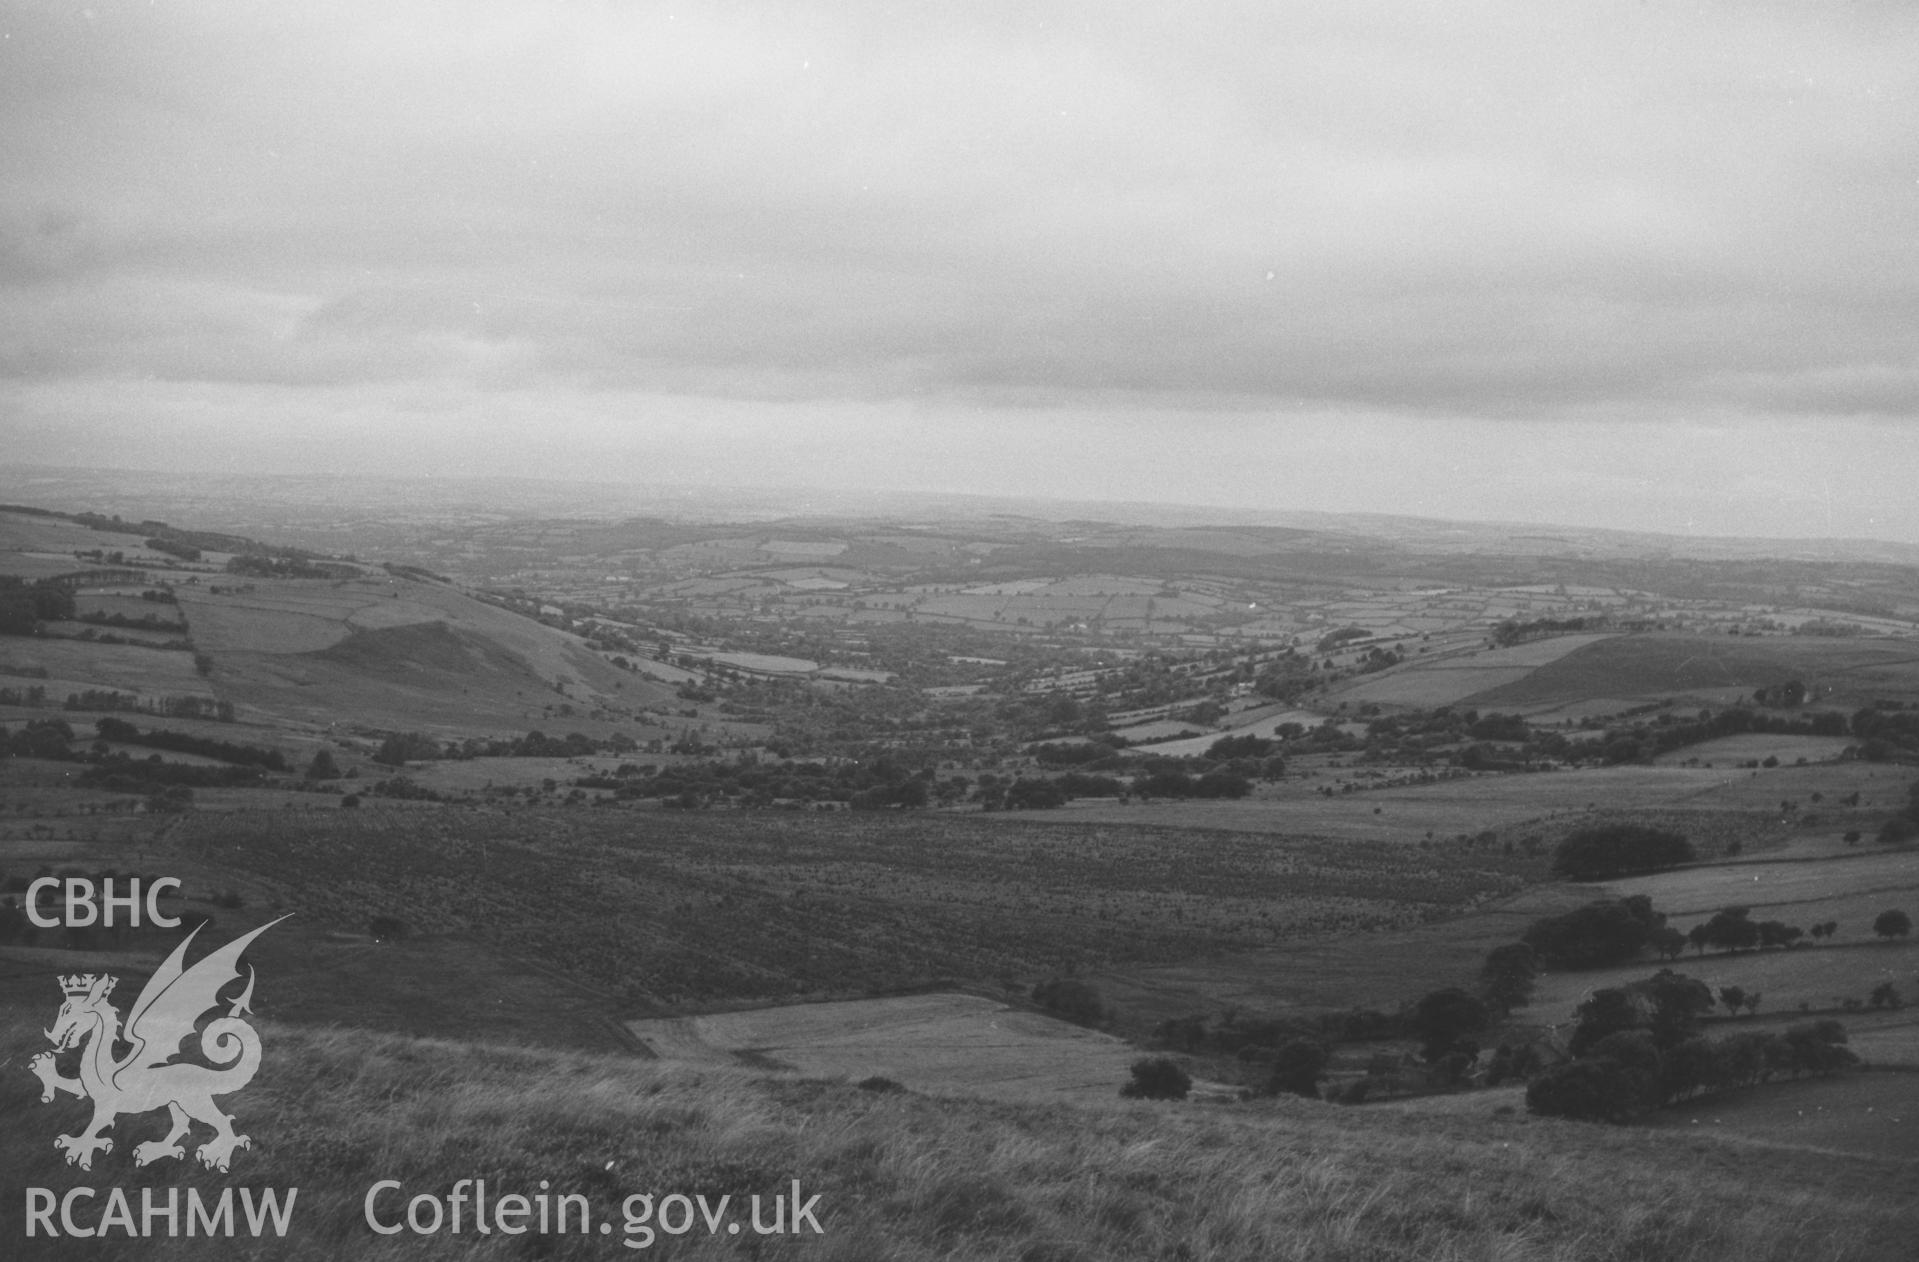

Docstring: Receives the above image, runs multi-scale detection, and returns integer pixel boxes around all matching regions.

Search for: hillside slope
[0,505,682,738]
[3,1018,1910,1261]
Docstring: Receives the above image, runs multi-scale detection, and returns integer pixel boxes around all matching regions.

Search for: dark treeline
[92,717,286,771]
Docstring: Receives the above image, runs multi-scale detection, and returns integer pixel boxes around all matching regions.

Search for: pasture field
[1091,884,1592,1034]
[1606,848,1919,917]
[396,754,645,795]
[1529,941,1919,1054]
[1126,708,1325,757]
[1467,633,1919,710]
[169,806,1541,1010]
[629,992,1155,1103]
[71,593,186,619]
[177,591,357,653]
[0,637,214,698]
[40,621,183,648]
[0,552,104,580]
[700,650,818,673]
[1328,633,1614,708]
[1651,732,1857,766]
[1013,762,1824,847]
[0,510,113,554]
[1503,848,1919,1067]
[1109,718,1206,743]
[1638,1072,1919,1160]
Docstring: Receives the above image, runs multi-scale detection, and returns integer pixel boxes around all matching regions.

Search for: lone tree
[1412,987,1490,1062]
[1480,942,1538,1012]
[1552,825,1695,881]
[305,749,341,781]
[1872,908,1912,941]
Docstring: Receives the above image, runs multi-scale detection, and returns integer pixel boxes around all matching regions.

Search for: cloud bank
[3,1,1916,536]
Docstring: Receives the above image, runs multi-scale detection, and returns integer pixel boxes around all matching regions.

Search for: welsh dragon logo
[29,915,288,1172]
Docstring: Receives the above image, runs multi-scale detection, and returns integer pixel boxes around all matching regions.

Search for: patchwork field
[629,993,1157,1102]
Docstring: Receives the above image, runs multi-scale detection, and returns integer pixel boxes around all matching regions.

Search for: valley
[3,483,1918,1258]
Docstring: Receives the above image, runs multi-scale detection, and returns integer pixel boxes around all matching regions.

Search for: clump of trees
[1527,968,1855,1123]
[1120,1056,1191,1100]
[1480,942,1538,1012]
[1684,906,1805,954]
[1522,896,1666,969]
[1551,824,1695,881]
[0,579,75,636]
[1873,908,1912,940]
[1410,987,1490,1074]
[1267,1040,1330,1098]
[1132,768,1253,800]
[1872,780,1919,845]
[1032,978,1105,1027]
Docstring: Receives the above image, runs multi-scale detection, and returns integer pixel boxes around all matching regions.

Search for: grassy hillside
[5,1018,1915,1261]
[173,807,1541,1011]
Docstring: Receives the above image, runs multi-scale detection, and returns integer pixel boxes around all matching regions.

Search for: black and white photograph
[3,2,1917,1257]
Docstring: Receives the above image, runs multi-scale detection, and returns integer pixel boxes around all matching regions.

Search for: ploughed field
[174,806,1542,1009]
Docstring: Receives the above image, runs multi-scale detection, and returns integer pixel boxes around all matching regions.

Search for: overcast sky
[3,1,1917,539]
